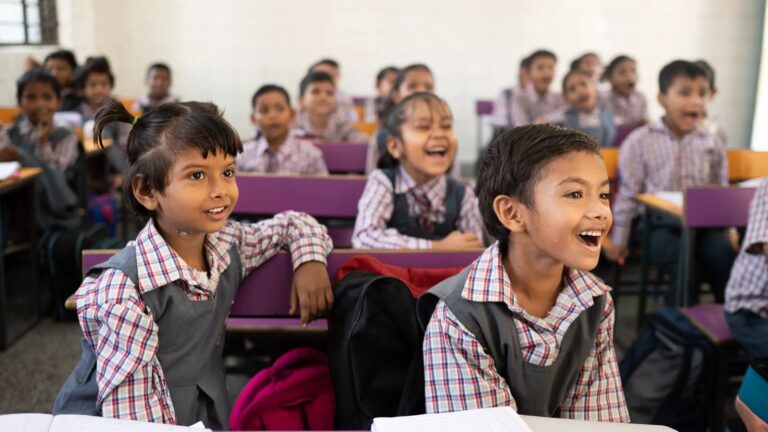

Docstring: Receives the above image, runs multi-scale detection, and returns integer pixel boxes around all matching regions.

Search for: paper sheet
[371,407,533,432]
[0,161,21,180]
[651,191,683,207]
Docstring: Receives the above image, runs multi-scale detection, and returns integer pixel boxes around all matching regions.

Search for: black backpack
[327,271,426,430]
[619,307,712,432]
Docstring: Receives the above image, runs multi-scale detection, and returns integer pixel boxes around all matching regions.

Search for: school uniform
[489,86,521,128]
[236,130,328,175]
[336,89,359,122]
[351,165,483,249]
[132,94,180,115]
[509,86,565,127]
[420,242,629,421]
[294,110,369,144]
[547,104,617,147]
[77,101,132,173]
[725,178,768,357]
[53,214,332,428]
[603,90,648,126]
[702,116,729,148]
[611,119,734,302]
[60,87,83,112]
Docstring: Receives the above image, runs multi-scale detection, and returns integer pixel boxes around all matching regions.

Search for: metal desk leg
[637,211,651,331]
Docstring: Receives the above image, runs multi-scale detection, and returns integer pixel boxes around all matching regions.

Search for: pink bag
[229,347,335,431]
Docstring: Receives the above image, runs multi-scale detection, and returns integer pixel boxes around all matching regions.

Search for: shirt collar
[394,165,447,208]
[17,117,34,135]
[253,130,302,158]
[649,117,708,139]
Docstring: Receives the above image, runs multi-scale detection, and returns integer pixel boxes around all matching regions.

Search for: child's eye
[223,169,235,178]
[600,192,611,200]
[189,171,205,180]
[566,191,583,199]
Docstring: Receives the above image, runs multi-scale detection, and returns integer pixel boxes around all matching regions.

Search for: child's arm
[744,179,768,257]
[606,134,645,261]
[559,294,630,422]
[455,185,485,247]
[712,133,729,185]
[76,269,175,424]
[308,146,329,176]
[509,93,533,127]
[423,302,516,413]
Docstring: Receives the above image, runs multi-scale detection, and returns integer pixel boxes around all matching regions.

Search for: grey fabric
[418,266,606,416]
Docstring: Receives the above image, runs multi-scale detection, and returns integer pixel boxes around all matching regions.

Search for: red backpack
[229,347,335,431]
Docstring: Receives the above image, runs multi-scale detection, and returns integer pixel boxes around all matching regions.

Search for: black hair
[476,124,601,248]
[44,49,77,70]
[570,52,599,72]
[694,60,716,92]
[658,60,708,94]
[377,92,450,169]
[75,56,115,90]
[251,84,291,108]
[146,62,172,79]
[299,71,335,97]
[92,99,243,220]
[601,55,635,82]
[520,56,532,69]
[16,68,61,104]
[376,66,399,86]
[525,50,557,69]
[309,58,340,74]
[378,64,433,124]
[561,69,591,95]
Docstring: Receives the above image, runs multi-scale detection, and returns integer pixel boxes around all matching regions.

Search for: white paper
[53,111,83,131]
[50,414,211,432]
[738,176,766,187]
[0,413,53,432]
[651,191,683,208]
[371,407,532,432]
[0,161,21,180]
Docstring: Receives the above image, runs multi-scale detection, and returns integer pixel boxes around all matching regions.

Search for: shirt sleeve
[37,129,79,171]
[351,170,432,249]
[510,93,532,127]
[489,90,511,128]
[308,146,329,176]
[712,134,728,185]
[231,211,333,276]
[423,301,517,413]
[744,179,768,254]
[559,293,630,422]
[456,184,485,243]
[76,269,175,424]
[610,131,645,246]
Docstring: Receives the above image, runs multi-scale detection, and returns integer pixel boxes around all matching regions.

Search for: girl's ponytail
[93,98,135,150]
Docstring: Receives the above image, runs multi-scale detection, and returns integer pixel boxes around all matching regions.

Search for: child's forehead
[23,81,57,95]
[172,146,236,167]
[256,91,289,106]
[667,74,708,89]
[308,80,334,90]
[406,99,451,119]
[535,151,607,186]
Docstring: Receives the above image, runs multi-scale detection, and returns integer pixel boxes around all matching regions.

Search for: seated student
[294,71,369,144]
[352,93,483,250]
[53,99,334,428]
[133,63,180,115]
[375,66,399,122]
[489,56,531,130]
[43,49,82,111]
[570,51,604,82]
[604,60,735,303]
[421,124,629,421]
[695,60,728,147]
[724,178,768,358]
[602,55,649,126]
[309,58,357,122]
[545,70,616,147]
[510,49,565,126]
[237,84,328,175]
[0,69,80,230]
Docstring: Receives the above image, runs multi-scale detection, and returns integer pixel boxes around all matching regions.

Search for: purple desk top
[476,100,494,116]
[681,303,733,345]
[315,142,367,174]
[685,187,756,228]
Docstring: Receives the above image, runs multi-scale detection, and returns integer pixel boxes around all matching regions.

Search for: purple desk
[351,96,368,107]
[681,304,732,345]
[611,122,642,148]
[475,100,494,116]
[315,142,367,174]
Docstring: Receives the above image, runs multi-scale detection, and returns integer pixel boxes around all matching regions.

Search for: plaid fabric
[75,214,332,423]
[0,117,78,171]
[726,178,768,317]
[236,131,329,175]
[423,243,629,421]
[611,119,728,246]
[509,86,565,127]
[603,90,648,126]
[351,166,483,249]
[294,109,368,144]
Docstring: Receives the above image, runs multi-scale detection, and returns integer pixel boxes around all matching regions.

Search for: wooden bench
[728,149,768,182]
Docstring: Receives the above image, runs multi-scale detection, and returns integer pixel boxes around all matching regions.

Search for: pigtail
[93,97,134,150]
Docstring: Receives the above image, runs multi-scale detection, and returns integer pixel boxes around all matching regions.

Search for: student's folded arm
[423,302,516,414]
[235,212,333,276]
[610,136,644,247]
[36,132,78,171]
[744,179,768,255]
[457,185,485,243]
[76,269,175,424]
[350,170,431,249]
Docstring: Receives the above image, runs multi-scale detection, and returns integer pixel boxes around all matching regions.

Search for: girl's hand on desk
[290,261,333,326]
[433,231,484,250]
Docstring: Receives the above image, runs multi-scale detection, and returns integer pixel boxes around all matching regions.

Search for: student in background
[0,69,79,230]
[510,49,565,126]
[309,58,357,122]
[133,63,179,115]
[545,70,616,147]
[294,71,368,144]
[375,66,399,122]
[237,84,328,175]
[570,52,603,82]
[352,93,483,250]
[604,60,734,304]
[489,56,532,130]
[421,125,628,421]
[43,49,82,111]
[53,99,333,428]
[602,55,649,126]
[695,59,728,147]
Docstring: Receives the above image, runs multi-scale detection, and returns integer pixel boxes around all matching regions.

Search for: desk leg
[637,211,651,331]
[678,227,695,307]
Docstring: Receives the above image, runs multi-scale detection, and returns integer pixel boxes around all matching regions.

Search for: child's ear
[287,106,296,122]
[385,136,403,160]
[132,175,160,212]
[657,92,668,111]
[250,111,257,126]
[493,195,527,234]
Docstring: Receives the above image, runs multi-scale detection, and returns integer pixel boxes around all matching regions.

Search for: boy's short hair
[299,71,335,97]
[16,69,61,104]
[146,62,172,79]
[526,49,557,69]
[376,66,399,85]
[658,60,708,94]
[520,56,532,70]
[75,56,115,89]
[309,58,339,74]
[476,124,600,245]
[251,84,291,108]
[44,49,77,70]
[694,60,716,92]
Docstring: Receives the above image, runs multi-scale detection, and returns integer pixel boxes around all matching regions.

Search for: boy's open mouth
[682,111,700,121]
[577,230,602,247]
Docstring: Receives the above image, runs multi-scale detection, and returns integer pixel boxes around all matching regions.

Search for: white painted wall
[1,0,765,160]
[751,2,768,151]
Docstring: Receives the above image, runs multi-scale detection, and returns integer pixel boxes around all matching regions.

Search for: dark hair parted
[251,84,291,108]
[476,124,601,246]
[75,56,115,90]
[92,99,243,219]
[16,69,61,104]
[377,92,450,169]
[146,62,172,79]
[525,49,557,69]
[377,64,433,125]
[601,55,634,82]
[299,71,335,97]
[376,66,399,85]
[44,49,78,70]
[658,60,708,94]
[694,60,716,92]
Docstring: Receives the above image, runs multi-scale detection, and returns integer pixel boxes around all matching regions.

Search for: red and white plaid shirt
[726,178,768,317]
[74,214,332,424]
[351,166,484,249]
[0,117,79,171]
[236,130,329,176]
[423,242,629,421]
[611,119,728,246]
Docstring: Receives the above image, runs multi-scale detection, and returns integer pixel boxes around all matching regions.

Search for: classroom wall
[751,3,768,151]
[0,0,765,160]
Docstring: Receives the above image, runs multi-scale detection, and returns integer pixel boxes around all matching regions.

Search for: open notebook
[372,407,533,432]
[0,414,211,432]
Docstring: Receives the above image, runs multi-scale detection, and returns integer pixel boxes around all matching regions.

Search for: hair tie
[132,116,138,125]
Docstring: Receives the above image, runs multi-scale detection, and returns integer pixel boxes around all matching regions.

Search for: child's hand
[289,261,333,326]
[37,115,54,145]
[603,243,629,264]
[432,231,484,250]
[735,395,768,432]
[0,146,19,162]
